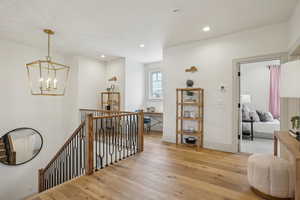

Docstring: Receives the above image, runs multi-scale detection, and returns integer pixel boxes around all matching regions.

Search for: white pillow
[249,111,260,122]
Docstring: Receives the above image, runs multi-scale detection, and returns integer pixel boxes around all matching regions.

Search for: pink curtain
[269,65,281,119]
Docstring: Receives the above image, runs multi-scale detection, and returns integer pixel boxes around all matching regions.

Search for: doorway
[233,53,288,154]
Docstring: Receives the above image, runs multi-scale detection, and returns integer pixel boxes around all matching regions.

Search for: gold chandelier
[26,29,70,96]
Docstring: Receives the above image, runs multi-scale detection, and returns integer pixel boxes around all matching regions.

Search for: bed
[242,119,280,139]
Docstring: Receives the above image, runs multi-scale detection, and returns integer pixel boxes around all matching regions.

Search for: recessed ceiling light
[139,44,145,48]
[202,26,211,32]
[101,54,106,58]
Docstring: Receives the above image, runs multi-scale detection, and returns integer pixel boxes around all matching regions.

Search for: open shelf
[100,91,120,111]
[176,88,204,151]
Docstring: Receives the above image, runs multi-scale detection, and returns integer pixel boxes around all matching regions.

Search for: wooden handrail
[79,108,132,114]
[92,112,140,120]
[43,121,85,172]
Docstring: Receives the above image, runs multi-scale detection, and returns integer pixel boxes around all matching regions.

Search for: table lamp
[241,94,251,105]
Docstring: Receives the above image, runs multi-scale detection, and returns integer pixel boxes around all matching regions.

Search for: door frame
[232,52,288,153]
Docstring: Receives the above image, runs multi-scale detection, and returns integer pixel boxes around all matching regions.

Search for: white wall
[62,56,80,134]
[0,42,110,200]
[289,0,300,50]
[162,23,288,152]
[106,58,126,110]
[0,39,78,200]
[125,59,144,111]
[240,60,280,112]
[144,62,163,112]
[77,57,107,109]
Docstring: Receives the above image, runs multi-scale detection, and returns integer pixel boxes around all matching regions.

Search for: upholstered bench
[247,154,294,200]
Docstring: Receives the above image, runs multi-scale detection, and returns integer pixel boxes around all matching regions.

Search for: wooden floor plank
[27,132,262,200]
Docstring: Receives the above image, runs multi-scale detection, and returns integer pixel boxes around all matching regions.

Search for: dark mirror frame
[0,127,43,166]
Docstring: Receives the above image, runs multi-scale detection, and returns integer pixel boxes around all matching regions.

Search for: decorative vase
[186,80,194,87]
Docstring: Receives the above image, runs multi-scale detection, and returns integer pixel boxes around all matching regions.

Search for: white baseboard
[162,136,237,153]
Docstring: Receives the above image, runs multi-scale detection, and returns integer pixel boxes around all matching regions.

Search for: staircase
[38,110,144,192]
[0,138,8,163]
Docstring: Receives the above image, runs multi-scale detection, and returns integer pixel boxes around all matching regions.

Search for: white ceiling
[0,0,298,63]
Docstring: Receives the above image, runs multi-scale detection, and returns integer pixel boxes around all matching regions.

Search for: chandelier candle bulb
[46,78,51,89]
[53,78,57,89]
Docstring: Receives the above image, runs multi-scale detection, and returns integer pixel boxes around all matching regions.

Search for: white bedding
[242,119,280,139]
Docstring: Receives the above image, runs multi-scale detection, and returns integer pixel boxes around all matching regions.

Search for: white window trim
[148,70,163,101]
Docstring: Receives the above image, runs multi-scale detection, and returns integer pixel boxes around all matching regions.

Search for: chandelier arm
[48,33,51,60]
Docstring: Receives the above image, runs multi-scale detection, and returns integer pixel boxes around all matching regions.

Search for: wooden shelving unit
[176,88,204,150]
[100,92,120,111]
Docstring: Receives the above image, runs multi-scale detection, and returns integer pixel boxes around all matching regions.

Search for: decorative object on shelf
[108,76,117,92]
[110,84,115,92]
[189,111,196,118]
[186,126,195,132]
[176,88,204,150]
[186,91,194,96]
[185,66,198,73]
[291,116,300,130]
[0,127,43,166]
[184,111,191,118]
[146,106,156,112]
[108,76,117,82]
[185,137,197,144]
[186,80,194,88]
[100,91,120,111]
[185,95,196,102]
[26,29,70,96]
[290,116,300,141]
[186,80,195,96]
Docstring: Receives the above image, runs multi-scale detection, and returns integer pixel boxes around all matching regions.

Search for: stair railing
[38,121,86,192]
[38,110,144,192]
[88,111,144,173]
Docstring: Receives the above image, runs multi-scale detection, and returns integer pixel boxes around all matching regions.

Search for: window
[149,71,163,99]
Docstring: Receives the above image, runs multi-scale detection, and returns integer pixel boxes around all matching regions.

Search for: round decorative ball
[186,80,194,87]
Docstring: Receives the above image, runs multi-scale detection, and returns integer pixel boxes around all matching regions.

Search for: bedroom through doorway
[239,59,281,154]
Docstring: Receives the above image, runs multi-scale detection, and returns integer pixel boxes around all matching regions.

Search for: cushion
[257,111,274,122]
[264,112,274,122]
[249,111,260,122]
[242,105,250,121]
[247,154,294,198]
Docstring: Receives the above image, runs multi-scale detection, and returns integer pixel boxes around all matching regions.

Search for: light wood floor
[27,132,262,200]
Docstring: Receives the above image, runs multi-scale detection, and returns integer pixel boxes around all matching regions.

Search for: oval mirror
[0,128,43,166]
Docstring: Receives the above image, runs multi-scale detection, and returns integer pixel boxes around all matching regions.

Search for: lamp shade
[280,60,300,98]
[241,94,251,104]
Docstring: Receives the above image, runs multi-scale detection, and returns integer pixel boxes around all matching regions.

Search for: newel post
[86,113,94,175]
[38,168,44,192]
[138,111,144,152]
